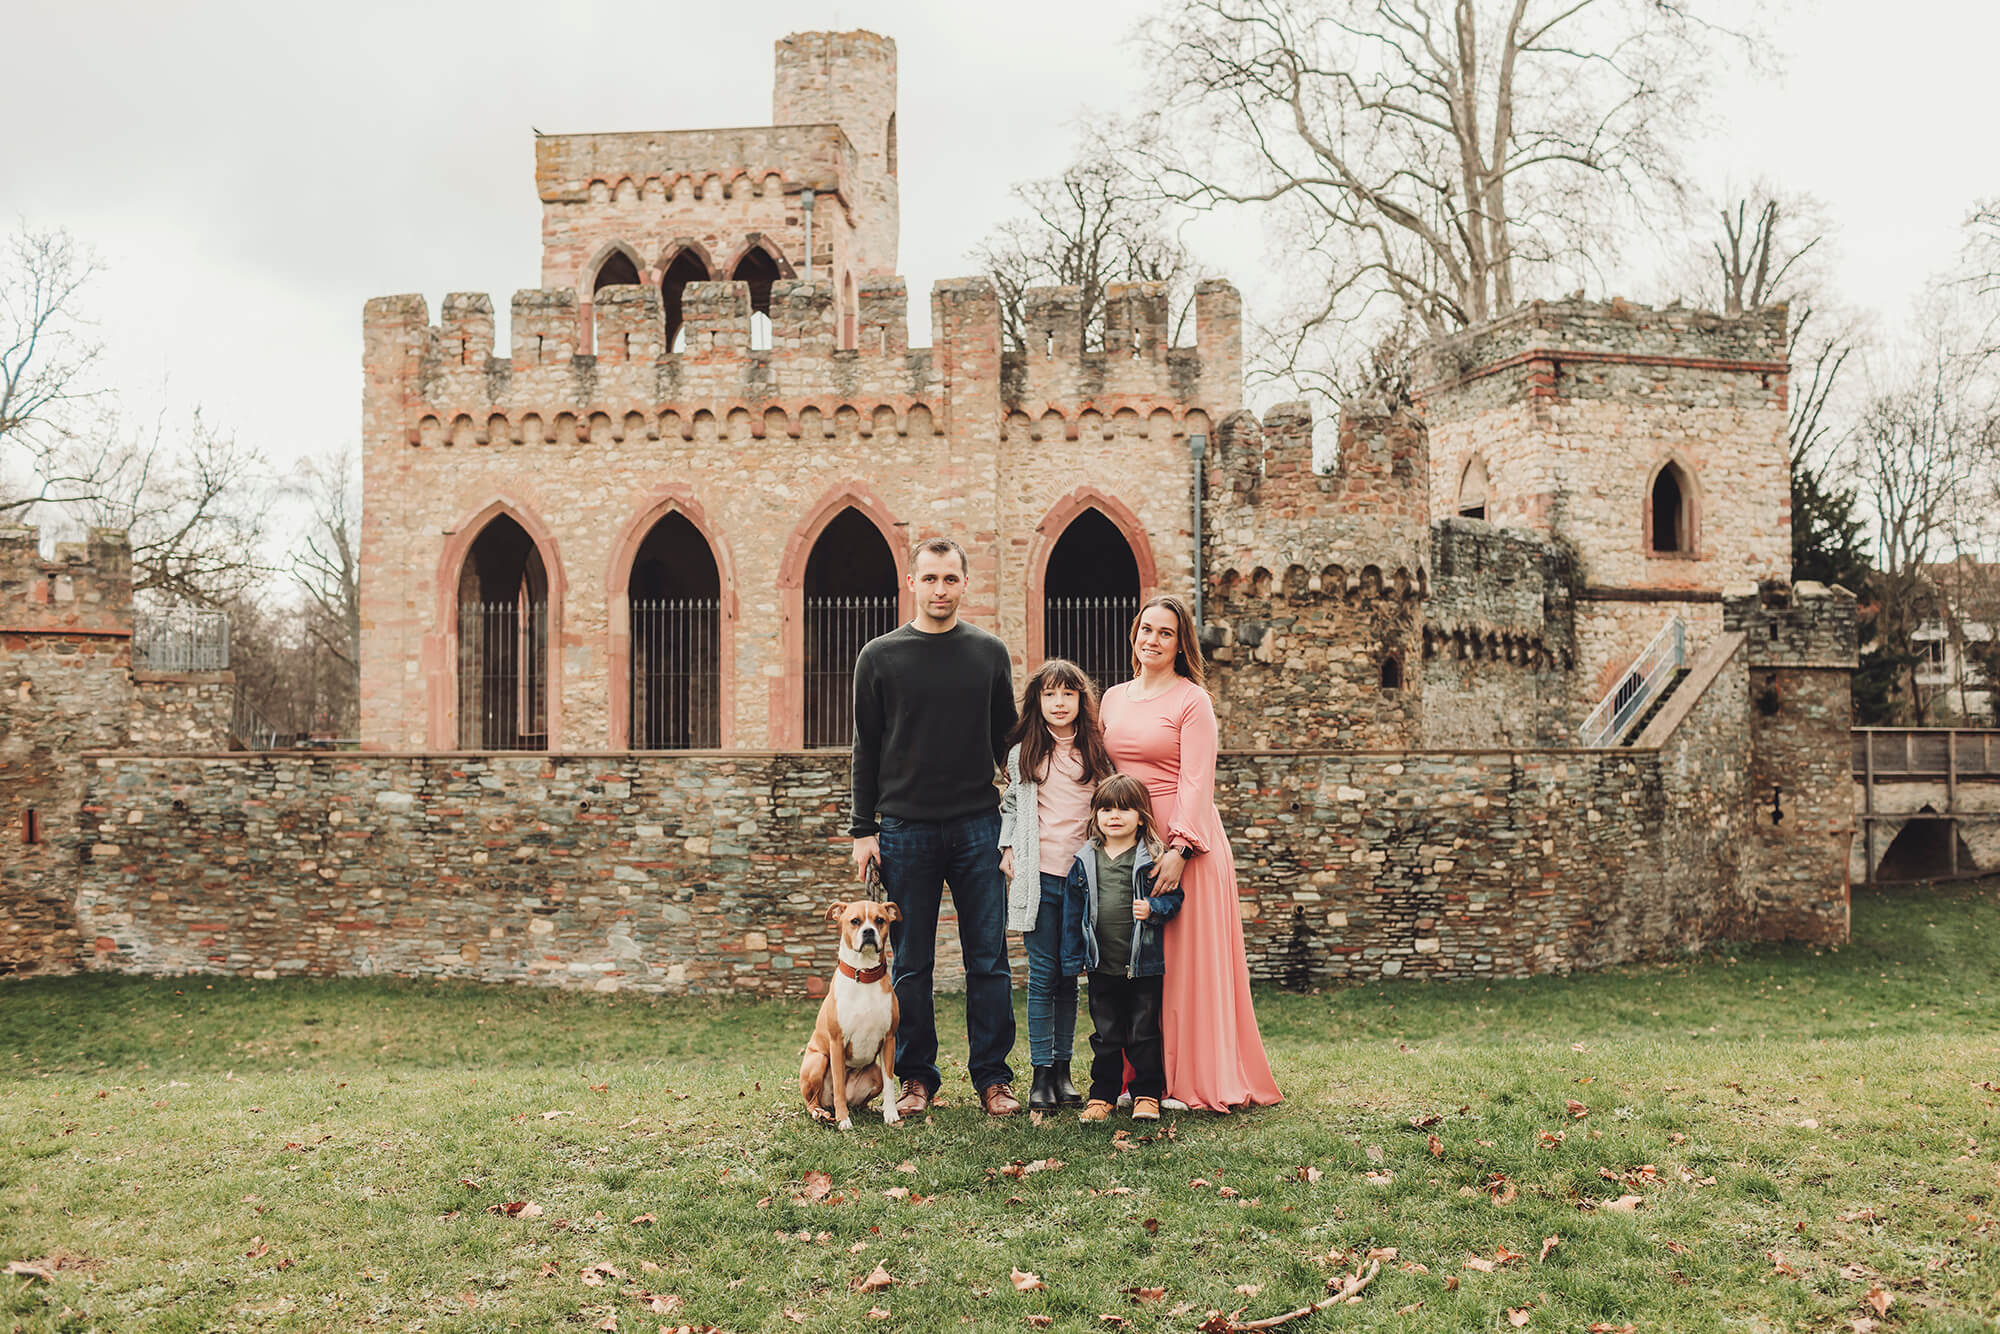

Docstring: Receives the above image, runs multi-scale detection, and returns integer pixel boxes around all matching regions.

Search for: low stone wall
[54,722,1835,993]
[130,672,234,750]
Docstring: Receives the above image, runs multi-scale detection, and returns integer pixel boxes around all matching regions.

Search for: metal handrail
[1579,616,1687,747]
[133,607,231,672]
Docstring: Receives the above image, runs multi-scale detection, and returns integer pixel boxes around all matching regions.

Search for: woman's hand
[1151,848,1186,895]
[1000,848,1014,879]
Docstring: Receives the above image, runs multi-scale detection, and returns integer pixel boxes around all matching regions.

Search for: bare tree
[0,224,108,513]
[289,448,361,734]
[1140,0,1751,341]
[1851,306,2000,722]
[74,410,271,606]
[973,147,1197,352]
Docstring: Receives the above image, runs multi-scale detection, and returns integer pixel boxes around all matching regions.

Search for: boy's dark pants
[1086,972,1164,1103]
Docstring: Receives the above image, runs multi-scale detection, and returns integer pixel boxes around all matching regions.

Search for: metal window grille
[1043,594,1139,696]
[630,597,721,749]
[133,608,231,672]
[457,599,548,750]
[804,594,898,748]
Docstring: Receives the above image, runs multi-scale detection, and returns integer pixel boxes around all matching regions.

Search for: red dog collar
[838,959,888,984]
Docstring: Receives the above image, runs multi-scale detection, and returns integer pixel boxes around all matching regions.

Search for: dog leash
[863,858,884,903]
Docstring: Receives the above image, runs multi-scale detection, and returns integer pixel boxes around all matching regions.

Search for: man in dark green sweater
[850,536,1021,1117]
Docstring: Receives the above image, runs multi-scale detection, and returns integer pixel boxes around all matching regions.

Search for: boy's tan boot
[1079,1099,1114,1123]
[1132,1096,1161,1122]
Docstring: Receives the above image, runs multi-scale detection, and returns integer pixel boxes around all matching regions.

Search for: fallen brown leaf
[1428,1134,1444,1158]
[487,1200,543,1218]
[1011,1267,1047,1292]
[1122,1286,1166,1304]
[629,1213,656,1226]
[1233,1283,1262,1297]
[1296,1165,1323,1182]
[1566,1100,1589,1119]
[1539,1236,1560,1263]
[1508,1306,1532,1327]
[853,1264,895,1292]
[1025,1318,1053,1329]
[867,1307,890,1319]
[1864,1285,1892,1317]
[243,1237,269,1260]
[793,1170,834,1205]
[1601,1195,1644,1213]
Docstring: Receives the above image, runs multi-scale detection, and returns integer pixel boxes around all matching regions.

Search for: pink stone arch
[427,497,568,751]
[1026,487,1160,670]
[603,487,739,750]
[773,482,911,747]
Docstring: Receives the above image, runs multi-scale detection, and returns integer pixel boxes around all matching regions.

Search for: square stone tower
[1416,299,1792,723]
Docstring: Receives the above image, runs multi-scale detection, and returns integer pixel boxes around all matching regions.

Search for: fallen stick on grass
[1197,1259,1381,1332]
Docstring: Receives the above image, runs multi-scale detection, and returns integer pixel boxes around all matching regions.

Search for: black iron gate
[1043,594,1138,696]
[631,597,721,749]
[458,600,548,750]
[804,594,899,747]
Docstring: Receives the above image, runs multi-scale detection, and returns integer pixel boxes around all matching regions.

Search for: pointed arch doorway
[627,512,723,749]
[1039,504,1146,693]
[456,514,550,750]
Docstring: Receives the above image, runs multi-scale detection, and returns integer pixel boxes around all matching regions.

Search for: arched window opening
[661,250,709,354]
[1649,462,1692,555]
[1043,508,1142,691]
[803,509,899,747]
[1380,654,1403,690]
[629,513,722,750]
[886,113,898,177]
[732,248,782,351]
[592,250,641,294]
[1456,455,1489,521]
[456,515,549,750]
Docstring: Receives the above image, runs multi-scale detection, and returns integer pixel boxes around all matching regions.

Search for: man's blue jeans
[877,809,1016,1094]
[1021,872,1077,1067]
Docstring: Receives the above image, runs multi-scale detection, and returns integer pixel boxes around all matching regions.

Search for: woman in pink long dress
[1100,594,1281,1112]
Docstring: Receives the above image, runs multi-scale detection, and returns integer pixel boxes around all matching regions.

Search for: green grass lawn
[3,883,1997,1333]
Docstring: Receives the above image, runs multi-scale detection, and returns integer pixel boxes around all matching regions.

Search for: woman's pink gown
[1102,677,1282,1111]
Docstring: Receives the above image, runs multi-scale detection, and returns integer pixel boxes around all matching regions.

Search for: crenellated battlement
[363,275,1243,449]
[1724,579,1858,669]
[0,525,133,637]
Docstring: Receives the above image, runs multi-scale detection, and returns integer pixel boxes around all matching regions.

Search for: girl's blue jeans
[1021,872,1077,1066]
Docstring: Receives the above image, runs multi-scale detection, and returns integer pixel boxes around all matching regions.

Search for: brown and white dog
[801,898,902,1130]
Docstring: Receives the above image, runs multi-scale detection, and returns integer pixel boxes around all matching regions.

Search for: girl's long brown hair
[1129,594,1207,686]
[1007,658,1115,786]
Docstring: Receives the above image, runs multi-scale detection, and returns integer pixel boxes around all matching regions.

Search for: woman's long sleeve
[1166,688,1218,854]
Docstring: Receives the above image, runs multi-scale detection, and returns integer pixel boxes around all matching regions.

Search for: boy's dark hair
[1007,658,1115,786]
[1091,772,1160,855]
[910,534,968,575]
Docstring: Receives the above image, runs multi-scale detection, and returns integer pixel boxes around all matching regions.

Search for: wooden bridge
[1853,728,2000,883]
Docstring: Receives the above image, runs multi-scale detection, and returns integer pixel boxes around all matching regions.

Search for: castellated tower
[1417,299,1792,727]
[533,30,900,357]
[771,30,899,279]
[1201,403,1431,751]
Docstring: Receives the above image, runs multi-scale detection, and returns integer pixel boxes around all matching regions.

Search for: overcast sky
[5,0,1996,487]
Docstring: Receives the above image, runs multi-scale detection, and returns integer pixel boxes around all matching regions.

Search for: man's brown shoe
[895,1079,932,1117]
[1079,1099,1114,1123]
[979,1083,1022,1117]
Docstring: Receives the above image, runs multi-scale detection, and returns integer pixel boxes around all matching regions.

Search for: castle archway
[798,508,901,747]
[729,244,785,351]
[1028,490,1157,693]
[621,510,724,750]
[452,512,552,751]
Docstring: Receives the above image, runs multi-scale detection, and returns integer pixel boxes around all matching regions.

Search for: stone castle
[2,30,1856,990]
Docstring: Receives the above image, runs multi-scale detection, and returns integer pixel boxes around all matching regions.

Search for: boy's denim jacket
[1060,838,1184,979]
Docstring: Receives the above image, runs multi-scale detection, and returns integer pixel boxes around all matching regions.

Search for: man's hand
[1151,849,1186,895]
[852,836,881,881]
[999,848,1014,880]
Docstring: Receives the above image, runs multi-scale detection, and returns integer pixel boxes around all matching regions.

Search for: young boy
[1061,774,1184,1122]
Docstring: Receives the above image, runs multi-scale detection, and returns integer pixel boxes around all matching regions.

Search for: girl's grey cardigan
[997,743,1047,932]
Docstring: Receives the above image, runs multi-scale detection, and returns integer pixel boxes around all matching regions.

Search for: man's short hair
[911,535,968,576]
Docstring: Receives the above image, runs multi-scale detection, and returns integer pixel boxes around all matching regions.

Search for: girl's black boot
[1050,1061,1082,1106]
[1028,1066,1056,1110]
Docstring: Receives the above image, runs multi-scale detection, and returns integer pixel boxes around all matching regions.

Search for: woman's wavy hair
[1129,593,1207,687]
[1007,657,1115,785]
